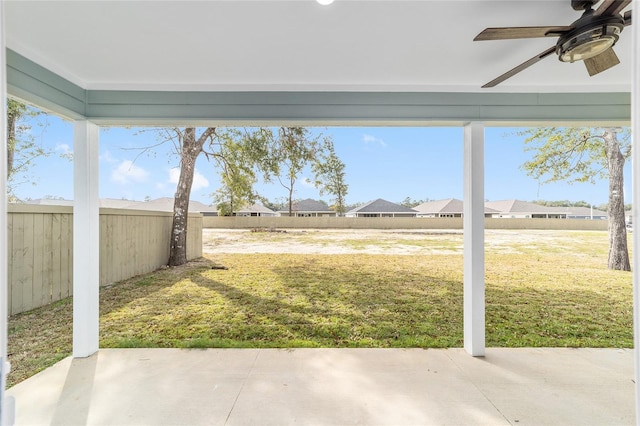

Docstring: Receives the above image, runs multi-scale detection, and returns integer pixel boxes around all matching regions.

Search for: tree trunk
[288,185,294,216]
[7,104,17,177]
[604,129,630,271]
[168,128,205,266]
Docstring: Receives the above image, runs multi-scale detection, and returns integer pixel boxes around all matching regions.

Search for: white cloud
[362,134,387,147]
[168,167,209,192]
[168,168,180,184]
[100,149,118,164]
[111,160,150,184]
[55,143,73,160]
[55,143,72,155]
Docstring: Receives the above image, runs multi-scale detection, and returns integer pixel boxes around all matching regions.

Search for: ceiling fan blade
[624,10,632,25]
[474,26,572,41]
[593,0,632,16]
[481,46,556,88]
[584,47,620,76]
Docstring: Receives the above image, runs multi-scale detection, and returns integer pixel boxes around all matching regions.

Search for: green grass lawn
[7,230,632,387]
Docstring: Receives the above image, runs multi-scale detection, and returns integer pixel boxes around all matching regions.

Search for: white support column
[463,122,485,357]
[631,4,639,423]
[73,121,100,358]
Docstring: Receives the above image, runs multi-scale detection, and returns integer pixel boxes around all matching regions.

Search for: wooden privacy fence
[7,205,203,315]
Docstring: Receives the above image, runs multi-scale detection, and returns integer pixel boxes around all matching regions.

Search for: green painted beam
[6,49,86,119]
[86,91,631,126]
[6,48,631,126]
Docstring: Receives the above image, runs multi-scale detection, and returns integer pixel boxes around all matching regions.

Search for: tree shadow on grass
[99,257,216,316]
[187,273,321,345]
[170,254,466,348]
[100,253,467,348]
[266,261,465,347]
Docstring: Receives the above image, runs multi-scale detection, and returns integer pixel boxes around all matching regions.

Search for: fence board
[42,213,54,305]
[11,214,25,315]
[31,214,45,310]
[23,214,36,311]
[50,213,62,302]
[7,214,13,315]
[60,213,72,298]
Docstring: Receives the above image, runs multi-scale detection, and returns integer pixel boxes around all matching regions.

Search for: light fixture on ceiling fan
[474,0,633,88]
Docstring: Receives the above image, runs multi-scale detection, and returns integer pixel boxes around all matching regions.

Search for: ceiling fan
[474,0,633,88]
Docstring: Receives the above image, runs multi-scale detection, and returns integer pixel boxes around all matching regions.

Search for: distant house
[563,206,608,220]
[345,198,417,218]
[100,198,146,209]
[25,198,74,207]
[26,198,141,209]
[279,199,336,217]
[413,198,499,218]
[24,197,220,215]
[485,200,568,219]
[234,203,276,217]
[123,197,216,214]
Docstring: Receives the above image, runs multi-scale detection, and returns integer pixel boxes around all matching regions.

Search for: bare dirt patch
[202,228,603,255]
[203,229,459,255]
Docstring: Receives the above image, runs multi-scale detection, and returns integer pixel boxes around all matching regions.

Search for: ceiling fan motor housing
[556,12,624,62]
[571,0,598,10]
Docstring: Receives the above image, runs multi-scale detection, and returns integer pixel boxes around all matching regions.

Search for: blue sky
[10,109,629,207]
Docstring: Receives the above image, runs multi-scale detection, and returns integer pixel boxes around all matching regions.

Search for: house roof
[485,200,569,215]
[24,197,216,212]
[25,198,144,209]
[562,206,608,217]
[413,198,500,214]
[282,199,333,213]
[124,197,215,213]
[414,199,462,214]
[25,198,74,207]
[348,199,417,214]
[236,203,275,214]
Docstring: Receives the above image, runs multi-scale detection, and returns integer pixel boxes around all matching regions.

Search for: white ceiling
[4,0,633,93]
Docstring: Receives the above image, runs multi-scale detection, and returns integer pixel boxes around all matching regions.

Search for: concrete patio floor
[7,347,635,425]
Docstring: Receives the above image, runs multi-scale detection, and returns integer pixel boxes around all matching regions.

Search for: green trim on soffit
[6,48,632,127]
[7,49,87,119]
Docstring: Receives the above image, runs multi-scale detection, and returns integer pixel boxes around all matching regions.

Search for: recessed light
[317,0,334,5]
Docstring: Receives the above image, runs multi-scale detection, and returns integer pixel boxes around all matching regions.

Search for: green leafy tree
[163,127,216,266]
[520,127,630,271]
[532,200,591,208]
[342,202,362,212]
[211,131,263,216]
[213,170,257,216]
[7,99,27,178]
[311,138,349,214]
[262,197,287,213]
[150,126,342,266]
[399,197,428,208]
[151,127,272,266]
[6,99,58,201]
[267,127,320,215]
